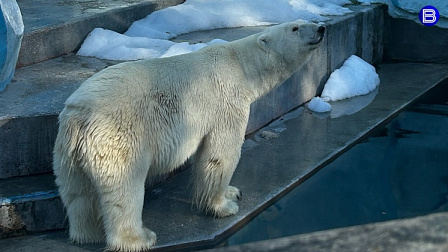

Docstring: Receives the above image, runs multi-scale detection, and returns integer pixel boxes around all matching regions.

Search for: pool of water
[224,84,448,246]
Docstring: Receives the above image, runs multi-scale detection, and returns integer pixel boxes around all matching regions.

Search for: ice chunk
[308,55,380,114]
[321,55,380,101]
[307,97,332,113]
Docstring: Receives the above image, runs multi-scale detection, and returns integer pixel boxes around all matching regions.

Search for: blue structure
[0,0,23,92]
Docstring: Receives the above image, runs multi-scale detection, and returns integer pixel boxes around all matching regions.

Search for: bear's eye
[292,27,299,32]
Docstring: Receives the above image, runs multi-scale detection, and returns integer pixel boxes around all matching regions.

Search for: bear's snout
[309,25,325,45]
[317,26,325,35]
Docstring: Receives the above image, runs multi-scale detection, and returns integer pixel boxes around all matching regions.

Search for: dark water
[225,86,448,246]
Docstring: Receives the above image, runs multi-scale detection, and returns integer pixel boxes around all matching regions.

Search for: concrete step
[16,0,185,67]
[0,174,62,238]
[0,4,386,179]
[0,62,447,250]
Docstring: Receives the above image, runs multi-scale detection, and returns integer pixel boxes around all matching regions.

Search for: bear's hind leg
[54,161,105,243]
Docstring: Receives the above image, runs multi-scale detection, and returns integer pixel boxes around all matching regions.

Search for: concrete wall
[0,116,57,179]
[385,17,448,63]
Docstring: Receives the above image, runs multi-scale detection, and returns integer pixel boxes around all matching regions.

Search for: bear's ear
[257,34,270,51]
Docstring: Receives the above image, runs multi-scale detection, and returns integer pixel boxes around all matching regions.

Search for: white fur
[53,20,324,251]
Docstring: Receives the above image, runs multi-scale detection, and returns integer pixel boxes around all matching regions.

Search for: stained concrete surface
[1,63,447,251]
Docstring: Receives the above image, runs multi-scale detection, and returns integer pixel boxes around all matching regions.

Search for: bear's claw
[225,186,242,202]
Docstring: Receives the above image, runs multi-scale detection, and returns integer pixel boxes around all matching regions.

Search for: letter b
[423,9,436,24]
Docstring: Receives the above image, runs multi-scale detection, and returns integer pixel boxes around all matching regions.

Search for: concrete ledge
[0,4,387,179]
[208,212,448,252]
[17,0,185,66]
[0,174,64,238]
[1,63,447,248]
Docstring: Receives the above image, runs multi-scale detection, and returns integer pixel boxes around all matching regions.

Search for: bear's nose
[318,26,326,34]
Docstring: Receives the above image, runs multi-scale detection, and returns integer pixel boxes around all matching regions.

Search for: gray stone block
[0,194,65,238]
[0,174,63,238]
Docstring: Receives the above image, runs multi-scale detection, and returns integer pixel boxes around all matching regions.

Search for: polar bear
[53,20,325,251]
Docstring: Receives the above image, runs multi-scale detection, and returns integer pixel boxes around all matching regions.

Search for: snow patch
[77,0,448,61]
[161,39,227,58]
[77,28,176,61]
[77,0,354,61]
[308,55,380,114]
[125,0,352,40]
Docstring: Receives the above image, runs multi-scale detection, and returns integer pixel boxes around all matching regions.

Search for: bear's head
[257,20,325,66]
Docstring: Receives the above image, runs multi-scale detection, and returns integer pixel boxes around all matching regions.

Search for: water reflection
[226,97,448,246]
[330,87,379,118]
[310,87,379,119]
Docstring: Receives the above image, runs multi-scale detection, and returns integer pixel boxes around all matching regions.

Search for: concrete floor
[1,62,448,251]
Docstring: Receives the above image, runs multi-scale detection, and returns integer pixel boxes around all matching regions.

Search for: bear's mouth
[309,35,324,45]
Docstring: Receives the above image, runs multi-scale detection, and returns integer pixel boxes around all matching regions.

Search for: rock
[260,130,279,139]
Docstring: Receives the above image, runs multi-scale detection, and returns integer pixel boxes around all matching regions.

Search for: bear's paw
[210,197,239,218]
[107,228,156,252]
[225,186,242,202]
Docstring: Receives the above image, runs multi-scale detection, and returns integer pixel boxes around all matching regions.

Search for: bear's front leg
[192,126,245,218]
[93,164,156,252]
